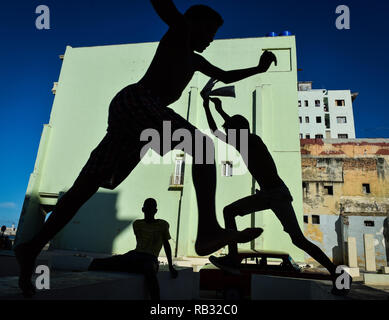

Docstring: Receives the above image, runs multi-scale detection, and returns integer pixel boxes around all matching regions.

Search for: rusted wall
[301,156,389,216]
[344,216,389,269]
[302,158,343,182]
[303,214,344,265]
[303,213,389,269]
[300,138,389,157]
[300,139,389,267]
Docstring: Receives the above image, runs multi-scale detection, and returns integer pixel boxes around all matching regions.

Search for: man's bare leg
[193,161,230,256]
[192,157,261,255]
[206,194,266,272]
[208,210,263,275]
[272,202,352,295]
[14,175,100,297]
[223,194,269,257]
[272,202,337,275]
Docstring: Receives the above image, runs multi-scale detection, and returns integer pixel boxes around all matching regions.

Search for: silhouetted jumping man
[88,198,177,300]
[14,0,276,297]
[201,92,352,296]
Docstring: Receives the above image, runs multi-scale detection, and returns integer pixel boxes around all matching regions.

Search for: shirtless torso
[138,21,217,106]
[246,134,284,190]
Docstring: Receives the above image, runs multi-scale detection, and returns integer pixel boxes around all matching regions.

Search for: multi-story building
[15,36,305,261]
[298,81,358,139]
[300,138,389,269]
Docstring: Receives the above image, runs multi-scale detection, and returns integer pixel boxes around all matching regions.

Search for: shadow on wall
[332,215,344,265]
[384,217,389,265]
[14,194,45,247]
[50,191,133,254]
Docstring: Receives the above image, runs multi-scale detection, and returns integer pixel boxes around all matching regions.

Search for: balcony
[325,114,331,129]
[323,97,329,112]
[168,174,184,191]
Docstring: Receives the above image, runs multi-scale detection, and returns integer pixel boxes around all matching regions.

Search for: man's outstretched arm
[210,97,230,122]
[163,239,178,278]
[150,0,185,28]
[194,50,277,84]
[202,98,227,141]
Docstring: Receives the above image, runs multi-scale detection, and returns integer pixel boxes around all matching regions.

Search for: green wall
[16,36,304,261]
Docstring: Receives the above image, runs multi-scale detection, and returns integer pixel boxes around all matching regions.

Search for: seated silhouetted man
[88,198,178,300]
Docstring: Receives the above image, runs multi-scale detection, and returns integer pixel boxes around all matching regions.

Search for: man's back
[133,219,171,257]
[245,134,284,189]
[139,25,195,106]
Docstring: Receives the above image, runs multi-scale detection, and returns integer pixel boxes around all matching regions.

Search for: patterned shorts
[77,83,197,190]
[254,183,294,204]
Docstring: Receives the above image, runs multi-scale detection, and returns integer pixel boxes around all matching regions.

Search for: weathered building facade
[301,139,389,269]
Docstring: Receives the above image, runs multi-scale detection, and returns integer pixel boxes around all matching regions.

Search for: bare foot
[209,255,241,275]
[236,227,263,243]
[14,243,38,298]
[195,227,263,256]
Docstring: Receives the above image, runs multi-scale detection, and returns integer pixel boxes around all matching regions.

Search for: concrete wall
[301,140,389,216]
[300,139,389,267]
[16,36,304,261]
[300,138,389,157]
[303,214,344,265]
[344,215,388,269]
[303,214,389,269]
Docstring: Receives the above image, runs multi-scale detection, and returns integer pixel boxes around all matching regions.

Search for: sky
[0,0,388,227]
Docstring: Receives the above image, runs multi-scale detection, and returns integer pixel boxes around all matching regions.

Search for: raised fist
[258,50,277,72]
[210,97,223,112]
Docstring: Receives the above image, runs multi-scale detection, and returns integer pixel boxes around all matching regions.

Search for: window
[173,157,184,184]
[169,155,185,189]
[299,116,302,123]
[305,134,310,139]
[364,220,375,227]
[338,134,348,139]
[335,99,345,106]
[305,116,310,123]
[315,100,321,107]
[304,100,309,107]
[303,215,309,224]
[303,182,309,198]
[316,116,322,123]
[362,183,370,194]
[299,133,303,139]
[312,215,320,224]
[298,100,301,107]
[222,161,233,177]
[337,116,347,124]
[323,185,333,195]
[315,134,323,139]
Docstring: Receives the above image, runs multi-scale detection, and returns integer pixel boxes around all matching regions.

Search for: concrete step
[1,265,197,300]
[0,250,199,300]
[251,274,347,300]
[363,273,389,286]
